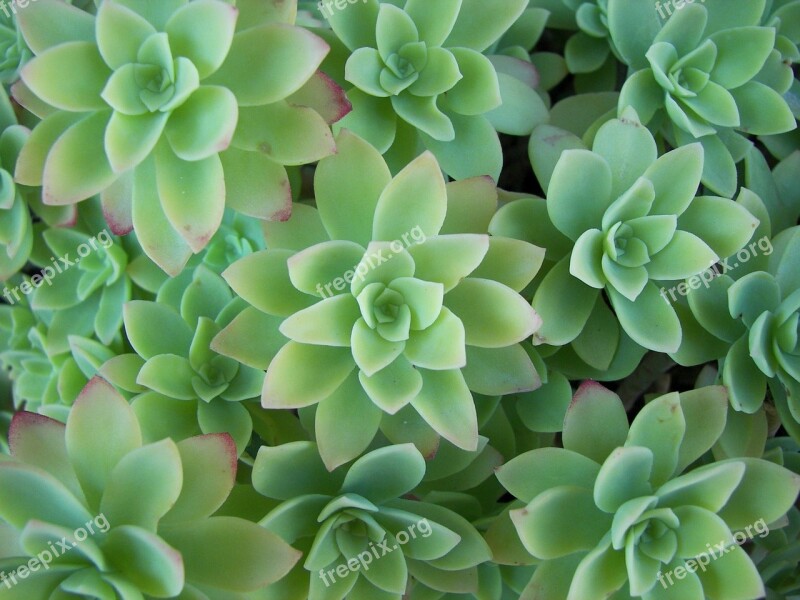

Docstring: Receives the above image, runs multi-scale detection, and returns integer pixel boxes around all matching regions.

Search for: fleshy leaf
[316,372,383,470]
[208,23,328,106]
[262,342,355,408]
[608,283,682,353]
[411,369,478,451]
[315,129,391,247]
[445,278,540,347]
[160,517,301,592]
[532,256,599,346]
[373,151,447,241]
[548,149,612,240]
[343,444,425,504]
[163,434,237,524]
[497,448,601,503]
[252,441,344,500]
[563,381,629,464]
[511,486,611,559]
[65,377,143,510]
[100,439,183,530]
[626,392,685,487]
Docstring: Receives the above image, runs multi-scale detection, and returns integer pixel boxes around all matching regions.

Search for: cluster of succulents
[497,383,800,599]
[0,378,299,597]
[0,0,798,598]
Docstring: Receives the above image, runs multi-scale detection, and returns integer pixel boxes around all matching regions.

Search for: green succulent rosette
[3,326,118,422]
[724,269,800,420]
[407,484,540,599]
[493,108,758,356]
[562,0,623,91]
[743,142,800,236]
[120,209,268,299]
[753,437,800,599]
[756,0,800,160]
[0,13,31,85]
[0,198,159,418]
[526,0,618,92]
[757,505,800,600]
[759,0,799,98]
[27,225,129,347]
[497,382,800,600]
[0,281,126,420]
[99,264,263,455]
[615,0,797,196]
[413,435,504,504]
[12,0,345,274]
[253,441,492,599]
[326,0,530,180]
[0,376,300,598]
[213,130,544,469]
[679,227,800,430]
[483,5,564,131]
[488,2,569,97]
[200,210,266,276]
[0,85,75,282]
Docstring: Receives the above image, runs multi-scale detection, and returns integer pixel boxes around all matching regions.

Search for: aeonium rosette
[13,0,348,274]
[213,130,545,469]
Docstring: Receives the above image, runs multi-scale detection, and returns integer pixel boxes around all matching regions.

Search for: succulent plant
[616,0,797,196]
[326,0,532,180]
[497,382,800,599]
[0,282,127,421]
[679,227,800,431]
[214,129,544,468]
[0,12,31,85]
[725,268,800,418]
[743,143,800,237]
[200,210,265,275]
[756,0,800,160]
[120,209,267,298]
[752,437,800,599]
[563,0,624,91]
[493,108,758,355]
[12,0,345,274]
[99,264,263,455]
[0,0,799,595]
[483,5,565,128]
[253,441,492,599]
[0,84,76,283]
[28,222,129,348]
[406,485,537,599]
[0,376,300,597]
